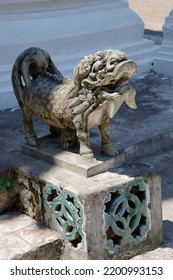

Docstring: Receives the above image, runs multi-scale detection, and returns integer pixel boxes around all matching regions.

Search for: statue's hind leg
[61,129,78,150]
[99,118,118,156]
[22,108,40,146]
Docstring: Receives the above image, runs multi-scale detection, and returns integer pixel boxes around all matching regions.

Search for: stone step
[0,0,119,14]
[0,40,155,75]
[53,41,159,77]
[136,57,155,74]
[153,56,173,76]
[0,210,64,260]
[129,44,159,61]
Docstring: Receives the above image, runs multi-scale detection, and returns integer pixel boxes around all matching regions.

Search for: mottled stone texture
[67,173,162,260]
[12,47,137,162]
[46,170,161,260]
[0,164,162,259]
[16,170,44,221]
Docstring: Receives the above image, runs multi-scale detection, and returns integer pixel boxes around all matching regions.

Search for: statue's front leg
[77,129,96,162]
[72,113,96,162]
[99,118,118,156]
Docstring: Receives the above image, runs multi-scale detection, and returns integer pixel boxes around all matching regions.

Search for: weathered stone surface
[0,169,17,214]
[0,191,16,215]
[1,71,172,260]
[73,171,162,260]
[13,239,63,260]
[2,161,162,260]
[38,163,162,260]
[16,170,44,221]
[12,48,137,163]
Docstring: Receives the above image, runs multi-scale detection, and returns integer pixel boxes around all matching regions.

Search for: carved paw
[80,144,95,162]
[102,143,119,156]
[81,153,97,163]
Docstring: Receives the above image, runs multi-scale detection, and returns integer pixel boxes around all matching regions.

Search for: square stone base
[12,161,162,260]
[22,136,125,177]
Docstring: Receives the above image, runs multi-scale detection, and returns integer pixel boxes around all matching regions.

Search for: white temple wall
[153,10,173,77]
[0,0,158,110]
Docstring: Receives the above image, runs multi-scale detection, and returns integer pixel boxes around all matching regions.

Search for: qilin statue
[12,47,137,162]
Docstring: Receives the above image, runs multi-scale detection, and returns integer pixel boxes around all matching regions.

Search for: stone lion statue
[12,47,137,162]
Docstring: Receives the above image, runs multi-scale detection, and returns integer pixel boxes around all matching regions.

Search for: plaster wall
[153,10,173,77]
[0,0,158,110]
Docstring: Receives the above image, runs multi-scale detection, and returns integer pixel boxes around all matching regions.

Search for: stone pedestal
[153,10,173,77]
[7,157,162,260]
[0,0,158,110]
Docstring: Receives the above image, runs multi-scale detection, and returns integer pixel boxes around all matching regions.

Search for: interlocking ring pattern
[43,183,84,248]
[105,177,150,248]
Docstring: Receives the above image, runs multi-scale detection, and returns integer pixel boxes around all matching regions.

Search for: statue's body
[12,47,137,161]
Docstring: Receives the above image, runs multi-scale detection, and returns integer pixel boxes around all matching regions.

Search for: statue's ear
[73,65,79,81]
[73,65,79,78]
[73,65,81,86]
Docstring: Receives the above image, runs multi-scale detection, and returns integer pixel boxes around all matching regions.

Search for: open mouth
[104,60,137,88]
[93,59,137,99]
[98,80,132,95]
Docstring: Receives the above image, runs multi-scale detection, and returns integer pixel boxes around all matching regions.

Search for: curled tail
[11,47,64,107]
[11,62,25,106]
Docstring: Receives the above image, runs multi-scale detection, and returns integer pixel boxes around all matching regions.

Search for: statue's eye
[110,59,116,65]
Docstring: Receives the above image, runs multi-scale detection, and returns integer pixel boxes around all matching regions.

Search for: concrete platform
[0,71,173,259]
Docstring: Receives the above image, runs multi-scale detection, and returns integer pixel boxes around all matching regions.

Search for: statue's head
[73,49,137,119]
[73,49,137,89]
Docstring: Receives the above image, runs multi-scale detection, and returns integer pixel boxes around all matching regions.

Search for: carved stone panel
[43,183,85,249]
[104,177,150,252]
[16,171,43,221]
